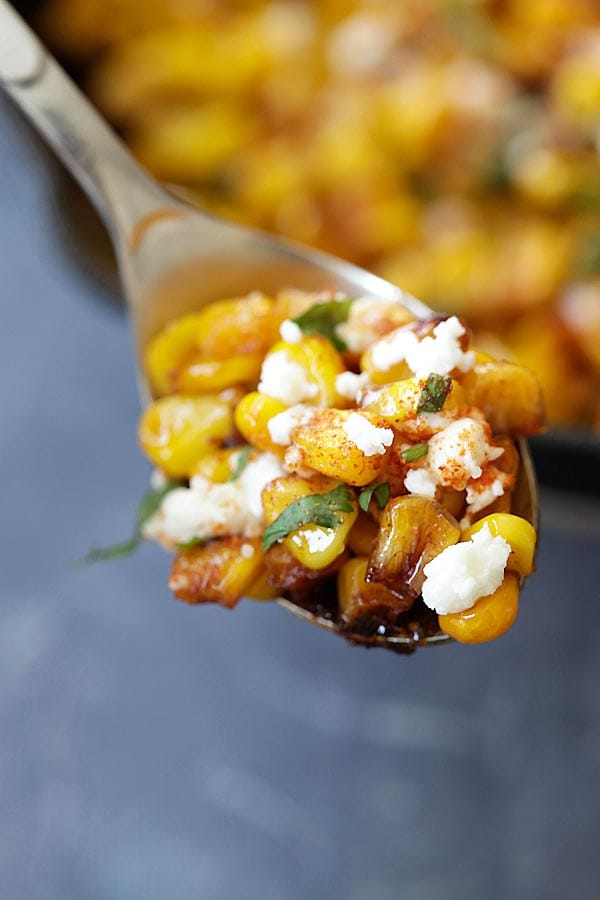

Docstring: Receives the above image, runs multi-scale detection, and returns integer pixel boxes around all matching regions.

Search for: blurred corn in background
[35,0,600,430]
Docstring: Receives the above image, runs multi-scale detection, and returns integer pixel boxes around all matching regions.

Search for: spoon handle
[0,0,176,241]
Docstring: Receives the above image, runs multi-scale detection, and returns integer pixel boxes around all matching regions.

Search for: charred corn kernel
[439,572,520,644]
[234,391,287,454]
[169,537,265,608]
[463,514,536,578]
[261,475,357,570]
[175,353,263,393]
[364,377,464,426]
[337,557,411,624]
[192,447,251,484]
[347,512,380,556]
[290,409,393,487]
[144,313,206,397]
[264,336,347,407]
[461,361,545,437]
[138,395,233,478]
[245,569,280,601]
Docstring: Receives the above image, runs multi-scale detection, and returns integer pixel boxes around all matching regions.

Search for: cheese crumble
[421,524,511,615]
[370,315,475,379]
[428,417,503,490]
[404,466,438,498]
[335,370,371,400]
[143,453,285,547]
[342,412,394,456]
[279,319,303,343]
[258,350,319,405]
[268,404,315,445]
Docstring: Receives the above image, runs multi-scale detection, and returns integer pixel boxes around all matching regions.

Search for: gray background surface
[2,97,600,900]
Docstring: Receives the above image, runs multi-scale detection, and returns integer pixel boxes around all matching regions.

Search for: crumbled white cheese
[258,350,318,405]
[370,327,416,373]
[342,412,394,456]
[404,467,438,498]
[335,295,403,354]
[291,527,336,553]
[428,417,503,489]
[143,453,285,547]
[421,524,511,615]
[279,319,303,343]
[335,370,371,400]
[240,542,255,559]
[370,315,475,379]
[465,477,505,517]
[267,404,315,445]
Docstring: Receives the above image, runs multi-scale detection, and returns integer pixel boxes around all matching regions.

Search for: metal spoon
[0,2,538,651]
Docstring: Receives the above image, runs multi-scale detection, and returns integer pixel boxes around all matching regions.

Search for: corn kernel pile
[38,0,600,430]
[138,289,542,645]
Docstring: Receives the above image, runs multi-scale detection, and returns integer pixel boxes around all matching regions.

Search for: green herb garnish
[262,484,355,552]
[291,298,355,351]
[227,446,252,482]
[77,477,184,563]
[416,374,452,413]
[401,442,429,463]
[358,482,390,512]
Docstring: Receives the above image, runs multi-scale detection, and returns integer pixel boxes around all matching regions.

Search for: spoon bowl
[0,1,538,650]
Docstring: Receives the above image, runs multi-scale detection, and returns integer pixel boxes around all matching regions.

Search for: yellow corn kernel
[144,313,206,397]
[234,392,287,454]
[190,293,281,360]
[337,557,408,624]
[263,337,347,407]
[192,447,251,484]
[261,475,357,570]
[347,512,380,556]
[364,377,464,426]
[439,572,520,644]
[291,409,393,487]
[245,570,280,601]
[461,361,545,436]
[138,395,233,478]
[175,353,263,394]
[169,537,265,608]
[462,513,536,578]
[144,294,281,397]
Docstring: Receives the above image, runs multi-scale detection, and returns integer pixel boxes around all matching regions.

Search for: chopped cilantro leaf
[416,374,452,413]
[77,477,184,564]
[358,482,390,512]
[291,299,355,351]
[401,443,429,463]
[262,484,355,552]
